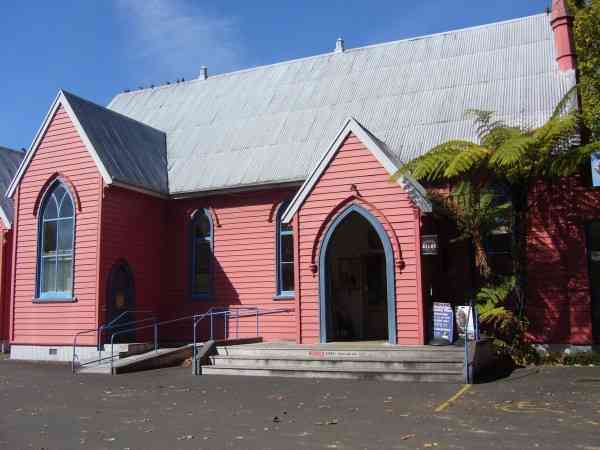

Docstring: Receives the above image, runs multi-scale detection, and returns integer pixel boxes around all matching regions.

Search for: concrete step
[201,364,464,383]
[209,355,463,372]
[215,344,464,361]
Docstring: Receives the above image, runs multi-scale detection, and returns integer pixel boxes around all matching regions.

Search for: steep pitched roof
[0,146,25,228]
[108,13,575,195]
[7,91,168,198]
[281,118,432,223]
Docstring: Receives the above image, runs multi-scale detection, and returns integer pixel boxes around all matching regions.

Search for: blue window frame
[191,209,213,299]
[276,201,294,297]
[37,182,75,299]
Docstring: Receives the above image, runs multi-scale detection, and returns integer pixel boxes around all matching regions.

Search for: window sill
[273,294,295,301]
[33,297,77,303]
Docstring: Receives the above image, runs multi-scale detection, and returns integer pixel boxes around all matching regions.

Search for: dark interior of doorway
[326,212,389,341]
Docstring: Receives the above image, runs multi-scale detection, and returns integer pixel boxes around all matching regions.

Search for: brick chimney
[551,0,576,71]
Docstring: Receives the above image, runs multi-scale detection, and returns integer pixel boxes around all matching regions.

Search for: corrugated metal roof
[107,13,574,195]
[63,91,168,194]
[0,146,25,223]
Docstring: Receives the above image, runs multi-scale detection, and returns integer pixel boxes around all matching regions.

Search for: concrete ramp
[78,344,196,375]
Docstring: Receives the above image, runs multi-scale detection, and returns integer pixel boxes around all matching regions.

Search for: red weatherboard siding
[526,176,600,345]
[163,188,298,342]
[99,186,166,329]
[0,227,12,343]
[11,106,102,346]
[296,133,424,345]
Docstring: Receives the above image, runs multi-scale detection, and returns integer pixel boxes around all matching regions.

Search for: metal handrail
[464,298,479,384]
[71,309,156,373]
[192,307,294,375]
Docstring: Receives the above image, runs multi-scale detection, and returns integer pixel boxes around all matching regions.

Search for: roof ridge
[110,13,548,99]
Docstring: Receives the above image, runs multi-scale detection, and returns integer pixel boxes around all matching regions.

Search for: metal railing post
[236,310,240,338]
[256,310,259,337]
[464,303,472,384]
[154,321,159,352]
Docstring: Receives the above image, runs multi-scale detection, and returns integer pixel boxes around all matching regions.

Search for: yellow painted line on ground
[434,384,472,413]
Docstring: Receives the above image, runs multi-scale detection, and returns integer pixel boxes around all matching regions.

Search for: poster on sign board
[455,305,479,340]
[433,302,454,343]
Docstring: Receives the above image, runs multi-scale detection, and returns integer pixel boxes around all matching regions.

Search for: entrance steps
[200,342,465,382]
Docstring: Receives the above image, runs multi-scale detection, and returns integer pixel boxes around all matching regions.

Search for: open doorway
[319,205,395,343]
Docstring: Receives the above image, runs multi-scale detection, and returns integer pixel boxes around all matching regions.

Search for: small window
[191,210,213,299]
[37,182,75,299]
[485,184,512,256]
[276,201,294,297]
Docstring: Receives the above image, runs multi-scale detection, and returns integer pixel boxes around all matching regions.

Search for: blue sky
[1,0,549,151]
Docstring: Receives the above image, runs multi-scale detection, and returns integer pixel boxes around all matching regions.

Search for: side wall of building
[162,187,299,342]
[0,226,13,348]
[11,106,103,347]
[99,186,167,335]
[527,176,600,345]
[296,133,424,345]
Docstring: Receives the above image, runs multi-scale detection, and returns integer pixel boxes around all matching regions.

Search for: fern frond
[489,134,536,168]
[550,84,579,119]
[443,144,492,178]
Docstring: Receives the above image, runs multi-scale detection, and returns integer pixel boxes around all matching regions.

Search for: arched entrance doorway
[106,261,135,342]
[319,204,396,344]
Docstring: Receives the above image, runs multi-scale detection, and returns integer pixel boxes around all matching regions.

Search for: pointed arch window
[276,201,294,298]
[191,209,213,299]
[37,182,75,299]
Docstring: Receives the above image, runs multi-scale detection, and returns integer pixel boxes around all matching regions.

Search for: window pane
[43,197,58,220]
[56,256,73,293]
[59,194,74,218]
[281,234,293,262]
[42,221,57,255]
[57,218,74,251]
[281,263,294,292]
[41,257,56,293]
[193,240,211,293]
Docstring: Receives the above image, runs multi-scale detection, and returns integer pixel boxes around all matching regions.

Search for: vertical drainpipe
[0,229,5,344]
[293,212,302,344]
[550,0,576,72]
[94,177,104,346]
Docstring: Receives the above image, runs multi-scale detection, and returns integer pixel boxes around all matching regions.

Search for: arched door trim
[318,203,397,344]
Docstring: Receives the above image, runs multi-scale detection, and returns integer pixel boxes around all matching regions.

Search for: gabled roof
[108,13,575,195]
[281,118,431,224]
[7,90,168,198]
[0,146,25,228]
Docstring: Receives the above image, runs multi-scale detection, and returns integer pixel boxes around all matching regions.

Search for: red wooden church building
[1,1,598,362]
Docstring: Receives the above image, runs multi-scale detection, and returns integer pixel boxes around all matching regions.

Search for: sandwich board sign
[432,302,454,343]
[455,305,480,340]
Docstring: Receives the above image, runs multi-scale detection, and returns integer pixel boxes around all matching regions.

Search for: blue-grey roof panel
[107,13,575,195]
[63,91,168,194]
[0,146,25,223]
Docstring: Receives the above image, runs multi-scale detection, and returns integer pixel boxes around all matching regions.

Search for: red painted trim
[9,187,19,343]
[32,172,82,217]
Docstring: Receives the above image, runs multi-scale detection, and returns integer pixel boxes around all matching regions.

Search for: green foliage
[431,181,510,278]
[540,351,600,366]
[568,0,600,140]
[476,277,539,365]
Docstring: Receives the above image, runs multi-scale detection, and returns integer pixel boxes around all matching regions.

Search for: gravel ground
[0,360,599,450]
